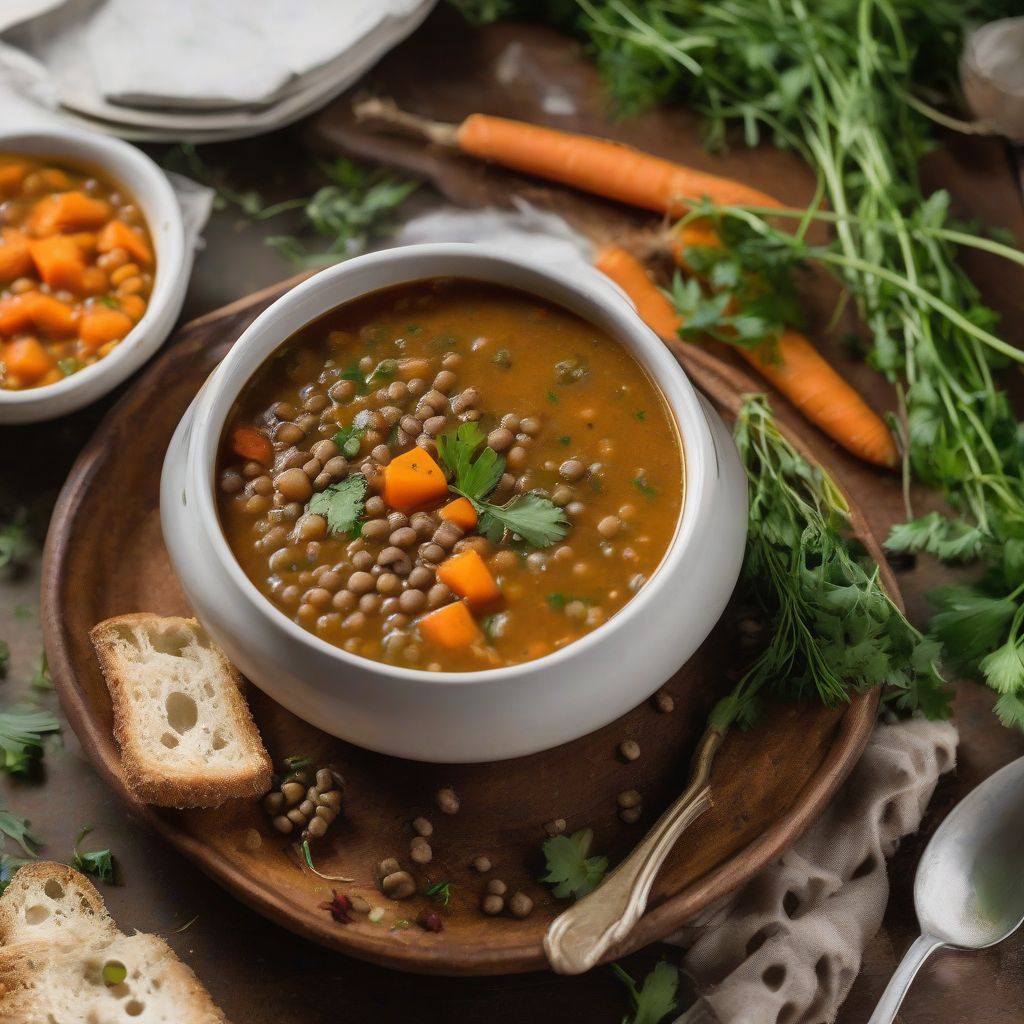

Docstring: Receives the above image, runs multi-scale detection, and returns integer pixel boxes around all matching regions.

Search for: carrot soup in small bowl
[161,244,747,762]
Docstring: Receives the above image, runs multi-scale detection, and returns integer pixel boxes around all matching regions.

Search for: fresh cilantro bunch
[712,396,953,730]
[541,828,607,899]
[438,423,569,548]
[612,962,680,1024]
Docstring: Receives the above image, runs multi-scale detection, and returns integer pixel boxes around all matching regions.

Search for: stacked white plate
[0,0,436,142]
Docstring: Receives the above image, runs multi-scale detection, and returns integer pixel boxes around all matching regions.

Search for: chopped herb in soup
[217,279,683,671]
[0,154,155,389]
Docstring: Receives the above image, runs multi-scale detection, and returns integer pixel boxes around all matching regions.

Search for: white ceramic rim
[0,126,187,411]
[186,243,709,687]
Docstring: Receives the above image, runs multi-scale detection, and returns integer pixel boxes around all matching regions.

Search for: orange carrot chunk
[0,229,33,282]
[3,336,55,384]
[26,191,111,235]
[231,425,273,465]
[26,294,78,337]
[417,600,484,649]
[595,243,899,469]
[0,163,31,199]
[382,448,450,512]
[436,549,502,611]
[79,307,133,353]
[97,219,153,266]
[439,496,478,530]
[29,236,85,292]
[0,295,34,335]
[456,114,782,218]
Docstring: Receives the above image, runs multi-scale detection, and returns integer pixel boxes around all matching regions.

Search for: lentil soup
[217,278,683,672]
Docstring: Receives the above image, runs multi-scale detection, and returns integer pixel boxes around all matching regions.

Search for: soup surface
[0,154,155,390]
[218,279,683,672]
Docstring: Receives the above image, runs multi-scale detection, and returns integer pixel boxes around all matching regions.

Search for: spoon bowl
[869,754,1024,1023]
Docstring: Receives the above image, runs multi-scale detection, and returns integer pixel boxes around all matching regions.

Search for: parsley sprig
[72,826,115,884]
[712,396,952,731]
[307,475,367,538]
[611,962,680,1024]
[0,705,61,776]
[541,828,607,899]
[437,423,569,549]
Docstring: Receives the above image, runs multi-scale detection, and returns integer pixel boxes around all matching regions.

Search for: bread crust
[90,613,272,808]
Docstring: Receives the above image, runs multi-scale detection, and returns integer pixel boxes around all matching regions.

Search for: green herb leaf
[612,961,680,1024]
[0,705,60,776]
[492,348,512,367]
[541,828,607,899]
[332,423,366,457]
[307,476,367,537]
[477,494,569,549]
[425,880,452,907]
[72,826,115,884]
[366,359,398,385]
[437,422,504,502]
[0,808,42,857]
[632,475,656,498]
[0,514,32,572]
[29,651,51,691]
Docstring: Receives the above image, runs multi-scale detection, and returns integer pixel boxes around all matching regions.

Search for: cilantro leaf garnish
[437,423,504,502]
[612,962,680,1024]
[425,880,452,907]
[0,808,42,858]
[72,826,115,884]
[541,828,607,899]
[366,359,398,385]
[0,705,60,776]
[478,495,570,549]
[307,475,367,537]
[332,424,366,458]
[437,424,570,549]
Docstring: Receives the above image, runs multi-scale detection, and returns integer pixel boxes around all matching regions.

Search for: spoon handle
[543,727,723,975]
[867,933,944,1024]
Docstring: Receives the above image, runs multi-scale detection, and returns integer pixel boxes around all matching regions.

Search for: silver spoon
[868,754,1024,1023]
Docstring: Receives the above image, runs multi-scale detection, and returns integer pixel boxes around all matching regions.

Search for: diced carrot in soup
[382,448,450,511]
[79,266,110,296]
[231,425,273,465]
[436,549,501,611]
[0,229,32,282]
[0,295,34,334]
[0,163,31,198]
[439,496,478,530]
[417,601,484,649]
[26,191,111,235]
[79,307,133,352]
[118,293,146,320]
[26,294,78,336]
[97,219,153,266]
[29,236,85,292]
[3,336,55,384]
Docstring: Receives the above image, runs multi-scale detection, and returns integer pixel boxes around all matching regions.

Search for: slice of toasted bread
[90,613,272,808]
[0,862,228,1023]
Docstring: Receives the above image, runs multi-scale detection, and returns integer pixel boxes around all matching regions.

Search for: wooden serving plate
[42,277,881,976]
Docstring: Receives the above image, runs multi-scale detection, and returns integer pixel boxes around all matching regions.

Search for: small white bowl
[161,244,748,763]
[0,127,189,423]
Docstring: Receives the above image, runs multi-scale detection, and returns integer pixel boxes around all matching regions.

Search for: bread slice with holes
[0,862,229,1023]
[90,613,272,808]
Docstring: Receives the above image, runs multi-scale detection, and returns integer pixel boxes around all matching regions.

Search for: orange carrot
[26,294,77,337]
[439,496,478,530]
[26,191,111,235]
[595,244,899,469]
[0,163,32,198]
[0,229,33,282]
[97,219,153,266]
[79,266,110,296]
[436,549,501,611]
[231,425,273,465]
[3,336,54,384]
[29,236,85,292]
[118,293,147,321]
[382,448,450,512]
[668,220,723,273]
[417,600,483,648]
[455,114,783,218]
[79,307,133,353]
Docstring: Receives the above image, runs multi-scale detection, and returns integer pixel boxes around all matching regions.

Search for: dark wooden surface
[1,7,1022,1021]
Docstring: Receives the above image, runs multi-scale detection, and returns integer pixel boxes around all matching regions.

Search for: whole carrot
[594,245,899,468]
[354,99,781,218]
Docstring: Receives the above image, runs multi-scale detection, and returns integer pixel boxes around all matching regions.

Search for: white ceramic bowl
[161,244,748,763]
[0,127,189,423]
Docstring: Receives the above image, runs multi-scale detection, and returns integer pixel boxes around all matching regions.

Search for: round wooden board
[42,277,881,976]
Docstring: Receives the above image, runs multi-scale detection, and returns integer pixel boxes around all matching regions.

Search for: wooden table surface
[1,12,1023,1022]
